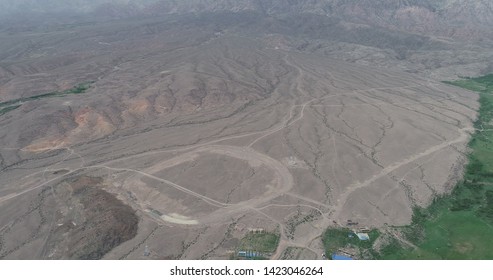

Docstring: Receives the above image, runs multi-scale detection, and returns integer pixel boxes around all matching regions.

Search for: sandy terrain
[0,15,480,259]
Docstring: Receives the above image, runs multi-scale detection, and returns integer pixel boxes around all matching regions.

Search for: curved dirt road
[124,145,294,224]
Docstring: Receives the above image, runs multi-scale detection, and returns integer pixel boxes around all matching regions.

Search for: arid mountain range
[1,0,492,39]
[0,1,491,259]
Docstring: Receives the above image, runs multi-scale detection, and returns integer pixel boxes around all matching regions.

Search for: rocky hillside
[1,0,491,39]
[0,0,493,38]
[147,0,493,39]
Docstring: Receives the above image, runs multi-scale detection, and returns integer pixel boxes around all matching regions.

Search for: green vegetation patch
[237,232,280,254]
[0,81,94,116]
[322,228,379,259]
[444,74,493,94]
[0,105,21,116]
[377,74,493,259]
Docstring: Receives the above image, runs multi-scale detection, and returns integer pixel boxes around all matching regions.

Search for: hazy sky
[0,0,158,16]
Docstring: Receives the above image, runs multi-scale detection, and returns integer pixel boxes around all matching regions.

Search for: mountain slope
[146,0,493,39]
[1,0,490,39]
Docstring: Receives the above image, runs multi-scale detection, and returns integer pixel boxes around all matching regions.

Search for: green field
[0,81,94,116]
[322,228,379,259]
[377,74,493,259]
[237,232,280,256]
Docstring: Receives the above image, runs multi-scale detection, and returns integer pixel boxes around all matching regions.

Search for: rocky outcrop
[47,176,139,260]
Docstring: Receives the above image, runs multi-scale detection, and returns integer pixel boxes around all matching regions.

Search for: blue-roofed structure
[238,251,262,258]
[331,254,353,260]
